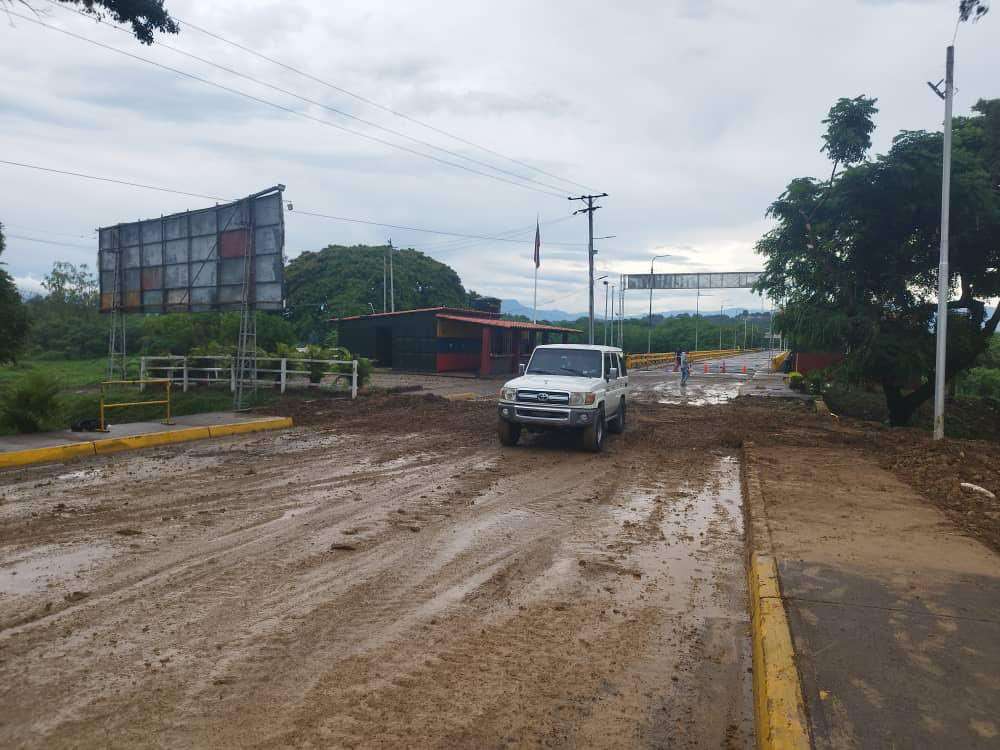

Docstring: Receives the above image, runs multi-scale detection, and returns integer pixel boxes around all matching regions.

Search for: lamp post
[603,280,610,345]
[647,254,671,353]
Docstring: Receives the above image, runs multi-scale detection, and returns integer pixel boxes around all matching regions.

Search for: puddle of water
[654,381,741,406]
[0,543,115,596]
[55,468,101,482]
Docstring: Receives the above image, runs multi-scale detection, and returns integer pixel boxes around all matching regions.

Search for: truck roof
[533,344,623,353]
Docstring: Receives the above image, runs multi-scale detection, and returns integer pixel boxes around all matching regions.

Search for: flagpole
[532,215,540,323]
[532,265,538,323]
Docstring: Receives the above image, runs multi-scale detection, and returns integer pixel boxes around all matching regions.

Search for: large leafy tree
[755,97,1000,426]
[284,245,473,343]
[0,222,30,364]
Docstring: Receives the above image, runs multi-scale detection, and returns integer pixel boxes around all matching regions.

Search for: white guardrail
[139,355,358,399]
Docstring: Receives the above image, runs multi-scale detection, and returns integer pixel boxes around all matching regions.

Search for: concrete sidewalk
[750,444,1000,748]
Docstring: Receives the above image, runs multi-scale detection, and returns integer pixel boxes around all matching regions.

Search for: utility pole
[382,246,387,313]
[694,282,700,352]
[930,46,954,440]
[603,282,608,345]
[388,238,396,313]
[569,193,608,345]
[719,303,724,350]
[646,254,671,353]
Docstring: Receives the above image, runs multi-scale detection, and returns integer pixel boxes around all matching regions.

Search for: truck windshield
[526,349,602,378]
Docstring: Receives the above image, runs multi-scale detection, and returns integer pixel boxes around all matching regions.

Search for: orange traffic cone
[742,365,747,374]
[703,363,709,373]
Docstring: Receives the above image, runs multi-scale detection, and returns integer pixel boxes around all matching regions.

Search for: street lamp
[647,254,672,353]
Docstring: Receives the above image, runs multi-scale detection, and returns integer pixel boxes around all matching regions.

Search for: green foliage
[53,0,178,44]
[959,367,1000,401]
[755,97,1000,426]
[0,372,63,433]
[0,221,30,365]
[787,372,806,393]
[23,262,114,358]
[138,312,296,355]
[284,245,471,344]
[821,96,879,169]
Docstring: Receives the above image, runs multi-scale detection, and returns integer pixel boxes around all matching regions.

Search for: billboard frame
[99,184,286,315]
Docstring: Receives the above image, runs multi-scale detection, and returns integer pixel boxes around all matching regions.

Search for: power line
[173,15,596,194]
[43,0,576,197]
[0,158,586,248]
[1,223,95,239]
[8,10,566,199]
[291,208,586,246]
[5,233,92,249]
[0,159,228,202]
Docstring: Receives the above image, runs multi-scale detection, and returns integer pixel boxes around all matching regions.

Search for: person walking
[680,351,691,387]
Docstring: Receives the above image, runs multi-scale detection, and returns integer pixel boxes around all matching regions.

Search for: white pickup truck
[497,344,629,451]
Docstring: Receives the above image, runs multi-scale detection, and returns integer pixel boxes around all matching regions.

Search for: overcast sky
[1,0,996,317]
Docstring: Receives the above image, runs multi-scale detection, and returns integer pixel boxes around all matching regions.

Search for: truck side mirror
[518,363,526,375]
[608,367,619,380]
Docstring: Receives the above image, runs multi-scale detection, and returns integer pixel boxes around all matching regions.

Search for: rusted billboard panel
[98,186,285,313]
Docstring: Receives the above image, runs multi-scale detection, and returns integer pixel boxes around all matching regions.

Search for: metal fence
[139,355,359,398]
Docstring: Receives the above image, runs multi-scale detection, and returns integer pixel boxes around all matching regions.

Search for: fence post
[230,359,236,393]
[352,360,358,399]
[139,357,146,392]
[182,357,189,393]
[280,358,287,394]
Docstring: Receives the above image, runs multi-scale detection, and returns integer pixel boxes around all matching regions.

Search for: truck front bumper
[497,402,597,428]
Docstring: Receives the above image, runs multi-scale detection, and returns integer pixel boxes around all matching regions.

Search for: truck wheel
[581,406,605,452]
[499,419,521,446]
[609,398,626,434]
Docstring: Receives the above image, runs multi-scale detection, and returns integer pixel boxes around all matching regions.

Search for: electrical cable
[5,233,93,249]
[43,0,576,196]
[0,159,588,249]
[172,14,596,193]
[8,10,566,199]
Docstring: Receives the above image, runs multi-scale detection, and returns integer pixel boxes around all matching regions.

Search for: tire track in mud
[0,401,753,749]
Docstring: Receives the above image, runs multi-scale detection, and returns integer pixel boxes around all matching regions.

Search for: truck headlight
[568,392,597,406]
[501,387,517,401]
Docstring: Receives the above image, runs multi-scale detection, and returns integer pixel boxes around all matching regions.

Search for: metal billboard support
[106,227,128,381]
[234,196,257,411]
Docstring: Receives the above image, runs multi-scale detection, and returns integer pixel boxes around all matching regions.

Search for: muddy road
[1,381,759,748]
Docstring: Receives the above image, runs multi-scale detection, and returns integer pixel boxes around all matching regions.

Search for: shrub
[0,372,63,433]
[787,371,806,392]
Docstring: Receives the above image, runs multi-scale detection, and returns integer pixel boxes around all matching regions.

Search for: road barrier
[139,355,359,399]
[626,348,748,370]
[100,379,173,432]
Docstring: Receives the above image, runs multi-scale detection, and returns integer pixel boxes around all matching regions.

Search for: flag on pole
[533,219,541,268]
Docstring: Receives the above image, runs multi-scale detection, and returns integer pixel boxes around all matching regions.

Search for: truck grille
[515,389,570,405]
[515,406,570,421]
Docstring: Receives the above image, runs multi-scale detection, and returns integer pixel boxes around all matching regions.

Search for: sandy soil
[0,390,757,749]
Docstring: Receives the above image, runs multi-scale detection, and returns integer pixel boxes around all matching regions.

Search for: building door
[375,327,393,367]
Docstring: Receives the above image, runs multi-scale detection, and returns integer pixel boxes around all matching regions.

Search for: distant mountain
[501,299,583,321]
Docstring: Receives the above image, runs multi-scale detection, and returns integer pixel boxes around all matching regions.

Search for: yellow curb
[0,417,294,471]
[0,442,96,471]
[208,417,294,437]
[748,553,810,750]
[92,426,213,455]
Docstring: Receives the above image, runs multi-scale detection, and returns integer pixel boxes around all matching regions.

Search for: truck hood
[503,374,603,391]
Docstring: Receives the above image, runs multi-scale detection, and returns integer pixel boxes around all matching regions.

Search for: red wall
[436,352,481,372]
[795,352,844,374]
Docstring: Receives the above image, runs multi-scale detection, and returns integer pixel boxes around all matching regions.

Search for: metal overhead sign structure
[623,271,762,291]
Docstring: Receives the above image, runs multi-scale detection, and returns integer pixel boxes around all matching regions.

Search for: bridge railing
[625,348,749,370]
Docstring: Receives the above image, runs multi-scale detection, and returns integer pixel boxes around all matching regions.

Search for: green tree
[755,97,1000,426]
[24,262,111,358]
[6,0,179,44]
[284,244,472,343]
[0,222,30,364]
